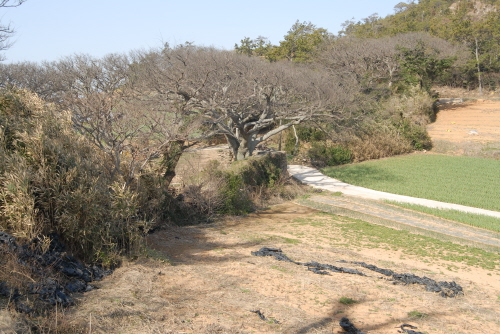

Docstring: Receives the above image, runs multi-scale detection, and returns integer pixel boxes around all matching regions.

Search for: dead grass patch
[20,202,496,334]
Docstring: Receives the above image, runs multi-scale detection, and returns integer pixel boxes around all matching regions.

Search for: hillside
[343,0,500,92]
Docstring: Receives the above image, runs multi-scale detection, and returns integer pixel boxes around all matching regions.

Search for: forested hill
[343,0,500,87]
[344,0,500,40]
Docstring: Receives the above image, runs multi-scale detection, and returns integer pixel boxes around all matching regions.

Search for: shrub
[0,88,144,263]
[236,152,287,188]
[284,126,326,155]
[339,297,358,305]
[296,126,326,142]
[347,130,413,162]
[284,131,298,155]
[217,173,253,215]
[175,152,296,217]
[308,142,353,167]
[397,119,432,150]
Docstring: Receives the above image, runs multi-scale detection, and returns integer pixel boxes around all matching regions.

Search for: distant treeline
[235,0,500,92]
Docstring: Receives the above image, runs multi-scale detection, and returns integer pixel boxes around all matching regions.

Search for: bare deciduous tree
[0,0,27,60]
[0,61,58,99]
[134,46,358,160]
[319,32,469,90]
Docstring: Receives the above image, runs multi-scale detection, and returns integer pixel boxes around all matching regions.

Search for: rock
[339,317,366,334]
[0,230,113,313]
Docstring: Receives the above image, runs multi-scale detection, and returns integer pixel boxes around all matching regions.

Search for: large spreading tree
[135,45,358,160]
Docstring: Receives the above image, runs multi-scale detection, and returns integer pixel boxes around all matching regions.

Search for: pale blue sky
[2,0,404,63]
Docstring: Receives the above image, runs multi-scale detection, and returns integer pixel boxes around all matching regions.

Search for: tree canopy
[235,21,332,63]
[342,0,500,90]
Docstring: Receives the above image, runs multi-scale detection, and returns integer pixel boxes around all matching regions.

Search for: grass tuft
[339,297,358,305]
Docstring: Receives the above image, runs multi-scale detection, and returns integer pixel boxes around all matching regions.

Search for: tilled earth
[427,99,500,157]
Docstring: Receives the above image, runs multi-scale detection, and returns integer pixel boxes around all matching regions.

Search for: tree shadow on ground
[294,304,443,334]
[145,204,319,265]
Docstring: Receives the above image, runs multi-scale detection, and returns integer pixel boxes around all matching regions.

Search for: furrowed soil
[7,97,500,333]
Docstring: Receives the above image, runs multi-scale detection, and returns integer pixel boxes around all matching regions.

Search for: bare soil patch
[48,202,500,333]
[427,99,500,157]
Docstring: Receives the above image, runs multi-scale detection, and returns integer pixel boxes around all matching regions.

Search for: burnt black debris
[0,231,112,313]
[307,267,331,275]
[339,317,366,334]
[304,261,366,276]
[252,248,463,298]
[251,247,297,263]
[398,324,426,334]
[346,261,463,298]
[250,309,280,324]
[251,248,365,276]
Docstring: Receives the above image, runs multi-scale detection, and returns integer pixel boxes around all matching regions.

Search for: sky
[1,0,405,63]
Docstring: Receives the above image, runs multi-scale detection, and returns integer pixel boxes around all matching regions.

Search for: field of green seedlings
[322,154,500,212]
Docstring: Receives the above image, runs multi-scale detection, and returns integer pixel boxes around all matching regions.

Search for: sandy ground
[5,99,500,334]
[427,99,500,158]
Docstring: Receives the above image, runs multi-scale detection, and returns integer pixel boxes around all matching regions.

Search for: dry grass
[347,130,413,162]
[18,202,497,334]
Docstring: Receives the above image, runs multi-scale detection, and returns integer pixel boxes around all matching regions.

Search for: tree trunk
[235,134,259,161]
[236,137,250,160]
[225,134,240,161]
[292,125,299,155]
[161,140,185,188]
[475,37,483,96]
[278,120,283,151]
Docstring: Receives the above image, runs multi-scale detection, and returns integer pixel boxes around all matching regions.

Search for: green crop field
[322,154,500,212]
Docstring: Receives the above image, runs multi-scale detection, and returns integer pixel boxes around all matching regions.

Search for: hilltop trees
[319,32,467,93]
[234,36,272,57]
[235,21,332,63]
[342,0,500,91]
[266,21,332,62]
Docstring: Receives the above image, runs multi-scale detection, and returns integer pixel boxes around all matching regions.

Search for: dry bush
[179,161,231,218]
[172,152,307,218]
[382,86,437,125]
[347,130,413,162]
[0,88,145,263]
